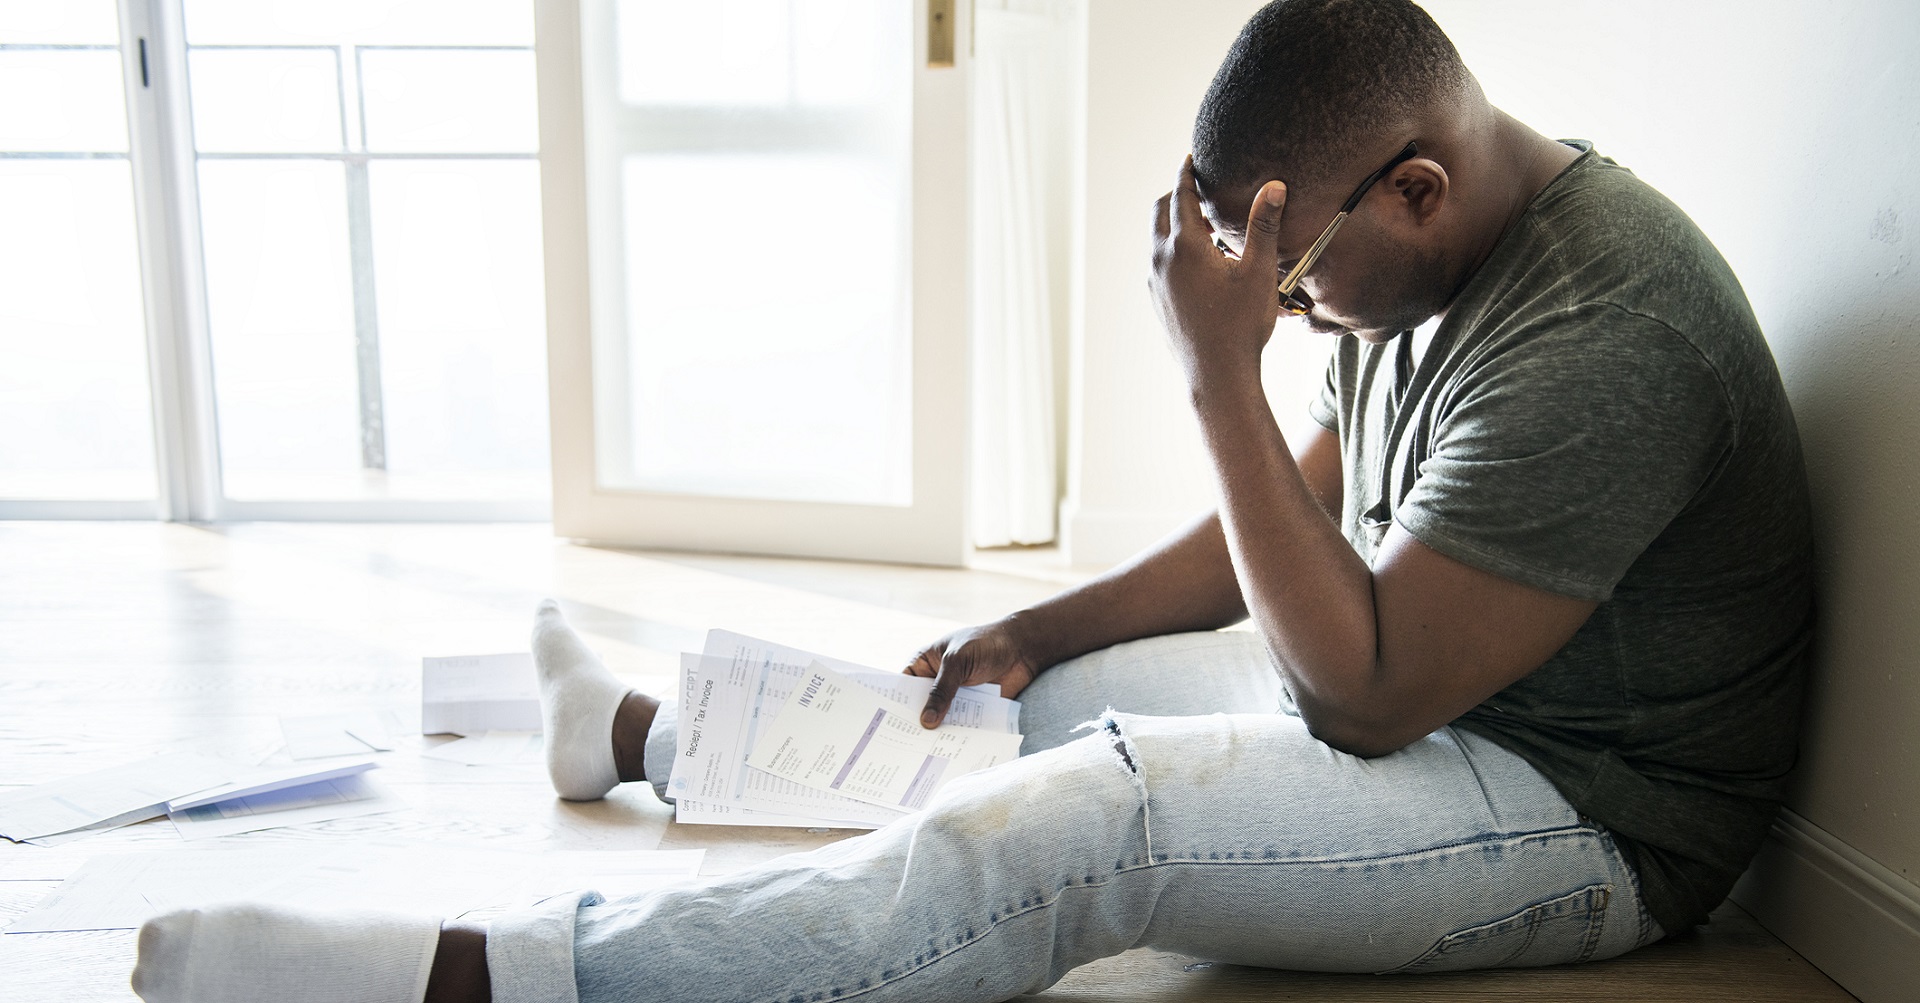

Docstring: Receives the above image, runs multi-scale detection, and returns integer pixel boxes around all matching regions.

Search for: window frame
[0,0,550,522]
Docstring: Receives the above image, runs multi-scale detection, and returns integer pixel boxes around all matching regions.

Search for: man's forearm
[1189,371,1380,719]
[1008,510,1249,672]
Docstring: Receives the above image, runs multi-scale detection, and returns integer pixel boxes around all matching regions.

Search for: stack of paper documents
[667,631,1024,829]
[0,753,236,845]
[422,653,542,736]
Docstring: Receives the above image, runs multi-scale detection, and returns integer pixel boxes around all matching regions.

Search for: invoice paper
[0,753,236,842]
[748,663,1023,811]
[668,631,1023,829]
[422,653,541,736]
[672,652,906,829]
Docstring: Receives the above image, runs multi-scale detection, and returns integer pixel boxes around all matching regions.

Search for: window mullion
[120,0,223,522]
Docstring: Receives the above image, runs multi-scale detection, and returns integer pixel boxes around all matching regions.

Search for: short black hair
[1192,0,1469,207]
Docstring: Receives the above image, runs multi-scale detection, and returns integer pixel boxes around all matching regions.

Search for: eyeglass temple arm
[1278,213,1349,294]
[1277,141,1419,295]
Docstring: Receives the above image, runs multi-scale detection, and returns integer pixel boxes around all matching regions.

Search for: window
[0,1,157,513]
[0,0,551,520]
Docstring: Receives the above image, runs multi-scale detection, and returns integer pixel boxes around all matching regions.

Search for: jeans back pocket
[1378,883,1613,975]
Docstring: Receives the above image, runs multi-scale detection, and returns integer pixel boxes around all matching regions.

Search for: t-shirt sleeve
[1309,350,1340,432]
[1395,307,1733,601]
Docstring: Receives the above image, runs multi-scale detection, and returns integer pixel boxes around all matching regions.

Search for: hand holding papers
[669,631,1023,829]
[748,664,1022,811]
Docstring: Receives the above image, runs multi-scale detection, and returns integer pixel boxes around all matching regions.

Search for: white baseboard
[1729,808,1920,1003]
[1056,502,1191,567]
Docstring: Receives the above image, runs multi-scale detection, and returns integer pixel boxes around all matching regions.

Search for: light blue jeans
[486,631,1661,1003]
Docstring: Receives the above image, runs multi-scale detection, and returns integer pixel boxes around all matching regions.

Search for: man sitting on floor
[131,1,1813,1001]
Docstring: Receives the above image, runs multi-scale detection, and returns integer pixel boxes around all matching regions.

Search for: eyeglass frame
[1270,141,1421,316]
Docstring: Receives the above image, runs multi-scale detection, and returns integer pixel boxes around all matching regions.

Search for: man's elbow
[1296,703,1419,759]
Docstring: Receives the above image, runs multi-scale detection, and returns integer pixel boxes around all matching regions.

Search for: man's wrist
[1186,362,1268,414]
[998,607,1067,677]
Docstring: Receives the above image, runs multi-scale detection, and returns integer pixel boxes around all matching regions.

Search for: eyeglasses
[1273,141,1420,316]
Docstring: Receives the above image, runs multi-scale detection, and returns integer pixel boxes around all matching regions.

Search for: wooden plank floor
[0,523,1857,1002]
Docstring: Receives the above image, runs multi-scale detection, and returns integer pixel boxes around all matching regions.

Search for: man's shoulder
[1452,148,1769,397]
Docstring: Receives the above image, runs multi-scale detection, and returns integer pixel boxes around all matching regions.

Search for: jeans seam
[813,826,1606,1002]
[1590,822,1658,945]
[1127,824,1597,869]
[816,871,1130,1003]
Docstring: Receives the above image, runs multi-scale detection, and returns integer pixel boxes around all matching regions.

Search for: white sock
[532,598,632,800]
[131,903,440,1003]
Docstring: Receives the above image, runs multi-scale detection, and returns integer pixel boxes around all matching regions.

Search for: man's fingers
[1168,155,1213,247]
[903,648,939,678]
[920,658,966,729]
[1151,191,1173,246]
[1239,179,1289,272]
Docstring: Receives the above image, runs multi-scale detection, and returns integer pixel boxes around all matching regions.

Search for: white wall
[1061,0,1328,566]
[1418,3,1920,999]
[1065,1,1920,996]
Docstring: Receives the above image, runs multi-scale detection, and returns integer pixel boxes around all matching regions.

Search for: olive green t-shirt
[1310,144,1814,934]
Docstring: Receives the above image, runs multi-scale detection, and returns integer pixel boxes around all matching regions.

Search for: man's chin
[1304,312,1348,335]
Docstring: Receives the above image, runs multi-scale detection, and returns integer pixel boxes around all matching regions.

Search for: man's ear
[1391,158,1448,225]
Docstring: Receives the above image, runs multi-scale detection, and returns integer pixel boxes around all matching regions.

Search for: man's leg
[484,710,1658,1003]
[1009,629,1290,754]
[489,611,1651,1003]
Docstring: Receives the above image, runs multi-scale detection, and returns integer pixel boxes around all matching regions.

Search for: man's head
[1192,0,1485,340]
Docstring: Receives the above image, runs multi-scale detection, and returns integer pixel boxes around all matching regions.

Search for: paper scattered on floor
[166,772,403,840]
[422,653,541,736]
[168,760,380,811]
[22,805,167,847]
[280,712,396,759]
[668,631,1023,829]
[0,753,237,843]
[421,731,543,766]
[4,843,705,934]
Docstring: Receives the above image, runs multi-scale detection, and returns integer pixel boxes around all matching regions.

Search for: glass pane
[360,49,538,153]
[197,160,363,498]
[0,0,120,45]
[183,0,532,47]
[0,49,129,152]
[615,0,904,109]
[616,0,790,107]
[0,161,155,499]
[607,150,910,505]
[189,48,342,154]
[367,159,548,497]
[592,0,913,506]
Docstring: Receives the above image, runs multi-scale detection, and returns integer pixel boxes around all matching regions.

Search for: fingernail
[1263,183,1285,206]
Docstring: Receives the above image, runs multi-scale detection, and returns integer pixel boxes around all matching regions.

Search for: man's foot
[531,600,635,801]
[132,903,440,1003]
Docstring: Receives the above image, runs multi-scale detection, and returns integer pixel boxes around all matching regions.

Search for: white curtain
[970,0,1073,548]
